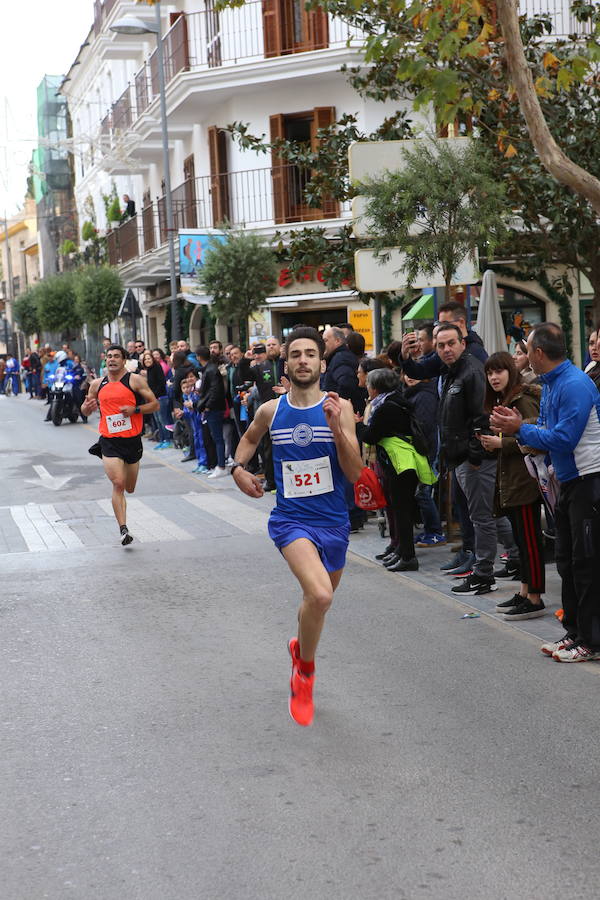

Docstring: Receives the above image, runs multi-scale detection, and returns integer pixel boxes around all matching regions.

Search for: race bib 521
[281,456,333,498]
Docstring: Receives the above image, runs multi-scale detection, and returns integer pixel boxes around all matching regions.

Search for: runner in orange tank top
[82,344,159,545]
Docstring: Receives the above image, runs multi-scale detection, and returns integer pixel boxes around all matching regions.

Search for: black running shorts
[99,435,143,465]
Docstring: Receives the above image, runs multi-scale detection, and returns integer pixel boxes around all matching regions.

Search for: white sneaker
[540,636,576,657]
[207,466,228,479]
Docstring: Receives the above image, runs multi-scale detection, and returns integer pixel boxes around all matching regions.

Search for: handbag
[354,466,386,510]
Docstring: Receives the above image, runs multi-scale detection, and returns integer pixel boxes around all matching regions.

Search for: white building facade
[62,0,592,355]
[64,0,404,349]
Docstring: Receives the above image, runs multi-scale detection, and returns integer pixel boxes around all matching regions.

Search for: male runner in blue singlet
[231,327,363,726]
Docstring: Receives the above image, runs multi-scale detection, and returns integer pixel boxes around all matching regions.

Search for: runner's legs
[124,461,140,494]
[102,456,128,527]
[282,538,343,662]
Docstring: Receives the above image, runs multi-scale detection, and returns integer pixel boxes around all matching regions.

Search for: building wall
[62,0,588,351]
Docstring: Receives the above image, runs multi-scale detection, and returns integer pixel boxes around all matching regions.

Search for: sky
[0,0,95,217]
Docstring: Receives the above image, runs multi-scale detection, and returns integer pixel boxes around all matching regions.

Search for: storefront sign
[274,266,352,296]
[349,308,374,351]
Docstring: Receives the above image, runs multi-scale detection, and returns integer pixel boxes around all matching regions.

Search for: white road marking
[25,464,73,491]
[10,503,83,551]
[97,498,194,543]
[183,492,269,534]
[39,504,84,549]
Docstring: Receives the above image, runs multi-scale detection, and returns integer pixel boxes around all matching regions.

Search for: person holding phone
[434,324,517,597]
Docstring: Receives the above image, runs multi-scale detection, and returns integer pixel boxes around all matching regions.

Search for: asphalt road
[1,394,599,900]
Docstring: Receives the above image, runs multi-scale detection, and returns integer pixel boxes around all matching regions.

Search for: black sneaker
[387,557,419,572]
[496,593,526,613]
[120,526,134,546]
[375,544,395,560]
[451,574,497,595]
[493,560,520,579]
[382,552,401,568]
[503,599,546,621]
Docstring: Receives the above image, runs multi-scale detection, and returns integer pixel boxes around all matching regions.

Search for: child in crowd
[174,370,209,474]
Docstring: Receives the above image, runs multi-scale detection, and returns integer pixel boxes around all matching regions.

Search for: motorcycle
[50,372,80,426]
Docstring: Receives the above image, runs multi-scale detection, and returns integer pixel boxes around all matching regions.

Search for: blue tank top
[269,393,349,528]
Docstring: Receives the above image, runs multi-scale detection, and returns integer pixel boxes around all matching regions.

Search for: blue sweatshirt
[518,359,600,483]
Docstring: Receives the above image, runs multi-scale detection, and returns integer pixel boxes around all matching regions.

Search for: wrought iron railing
[103,165,351,266]
[521,0,593,37]
[99,5,362,133]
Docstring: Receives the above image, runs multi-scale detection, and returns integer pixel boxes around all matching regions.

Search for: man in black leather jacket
[195,345,228,479]
[436,324,516,596]
[401,301,487,380]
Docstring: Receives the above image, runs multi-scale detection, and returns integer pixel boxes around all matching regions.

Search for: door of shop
[280,308,348,340]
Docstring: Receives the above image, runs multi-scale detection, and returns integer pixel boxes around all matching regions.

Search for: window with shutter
[262,0,328,58]
[269,113,287,224]
[208,126,230,226]
[262,0,283,58]
[311,106,338,219]
[206,0,222,68]
[183,155,197,228]
[270,107,338,224]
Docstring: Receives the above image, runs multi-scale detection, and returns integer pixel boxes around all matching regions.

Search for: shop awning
[403,293,434,320]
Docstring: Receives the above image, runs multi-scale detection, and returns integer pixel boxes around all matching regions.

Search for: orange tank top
[98,372,144,438]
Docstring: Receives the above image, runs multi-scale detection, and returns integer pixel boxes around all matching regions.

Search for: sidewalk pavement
[347,517,565,647]
[150,435,565,648]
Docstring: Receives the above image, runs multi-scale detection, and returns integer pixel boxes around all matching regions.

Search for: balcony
[520,0,594,37]
[100,4,362,129]
[105,164,351,267]
[106,215,140,266]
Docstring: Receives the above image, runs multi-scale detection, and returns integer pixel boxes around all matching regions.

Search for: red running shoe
[288,638,314,727]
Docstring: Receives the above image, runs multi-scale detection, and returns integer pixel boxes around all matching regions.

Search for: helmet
[54,351,67,364]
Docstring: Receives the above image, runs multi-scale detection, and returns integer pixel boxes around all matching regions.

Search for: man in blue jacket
[491,323,600,663]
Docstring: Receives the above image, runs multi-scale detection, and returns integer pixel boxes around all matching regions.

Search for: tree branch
[495,0,600,214]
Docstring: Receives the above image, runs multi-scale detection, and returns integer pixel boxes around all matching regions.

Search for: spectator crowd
[3,306,599,664]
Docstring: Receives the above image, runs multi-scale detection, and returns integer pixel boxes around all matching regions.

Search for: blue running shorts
[268,514,350,573]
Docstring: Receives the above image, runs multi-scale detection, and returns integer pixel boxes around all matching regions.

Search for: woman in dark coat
[356,368,434,572]
[480,352,544,620]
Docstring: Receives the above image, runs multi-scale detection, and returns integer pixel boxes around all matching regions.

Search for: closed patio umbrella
[473,269,506,355]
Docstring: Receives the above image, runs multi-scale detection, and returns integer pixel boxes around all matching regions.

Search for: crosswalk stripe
[183,492,269,534]
[10,506,48,552]
[96,498,194,543]
[39,504,84,549]
[10,504,83,551]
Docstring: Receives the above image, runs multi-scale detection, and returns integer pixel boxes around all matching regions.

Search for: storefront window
[470,284,546,353]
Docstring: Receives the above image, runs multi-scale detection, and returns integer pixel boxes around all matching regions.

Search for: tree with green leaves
[35,273,82,334]
[359,139,507,300]
[74,266,123,329]
[225,2,599,318]
[327,0,600,210]
[13,287,41,337]
[197,230,279,336]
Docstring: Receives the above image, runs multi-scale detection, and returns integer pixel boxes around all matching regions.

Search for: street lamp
[110,2,182,341]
